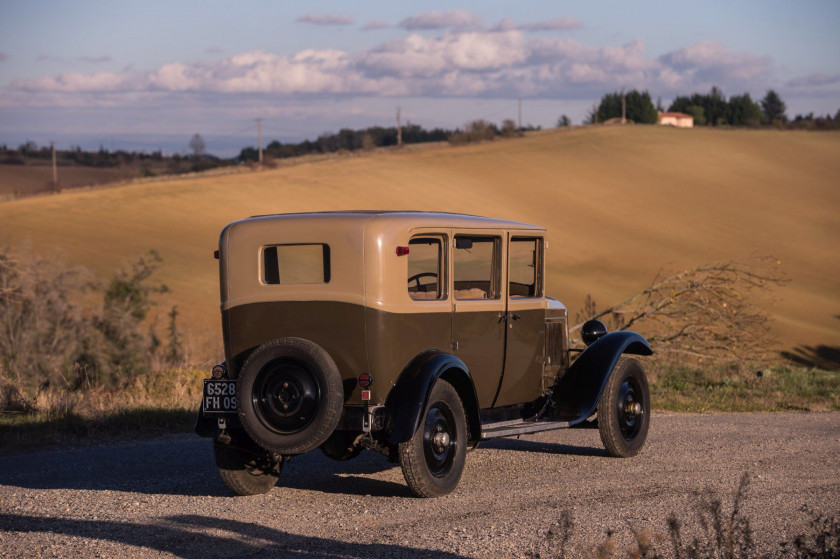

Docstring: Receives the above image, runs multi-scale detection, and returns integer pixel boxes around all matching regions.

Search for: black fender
[553,331,652,425]
[385,350,481,445]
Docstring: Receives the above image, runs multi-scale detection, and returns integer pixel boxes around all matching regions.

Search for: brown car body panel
[218,211,566,411]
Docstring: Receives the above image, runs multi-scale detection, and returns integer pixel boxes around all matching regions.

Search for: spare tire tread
[237,337,343,455]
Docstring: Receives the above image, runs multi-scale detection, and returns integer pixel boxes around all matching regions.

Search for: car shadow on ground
[0,513,471,558]
[0,433,606,498]
[478,437,608,457]
[0,434,409,498]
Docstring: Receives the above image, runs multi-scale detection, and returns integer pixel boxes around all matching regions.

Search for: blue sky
[1,1,838,156]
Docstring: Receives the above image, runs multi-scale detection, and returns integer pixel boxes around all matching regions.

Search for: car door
[493,234,546,407]
[450,231,506,408]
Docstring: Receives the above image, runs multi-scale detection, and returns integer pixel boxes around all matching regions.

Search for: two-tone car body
[196,211,652,497]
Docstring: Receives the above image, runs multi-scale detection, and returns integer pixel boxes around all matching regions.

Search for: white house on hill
[658,112,694,128]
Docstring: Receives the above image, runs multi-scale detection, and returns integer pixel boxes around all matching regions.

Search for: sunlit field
[1,126,838,359]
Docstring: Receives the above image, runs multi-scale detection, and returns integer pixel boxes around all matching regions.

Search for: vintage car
[195,211,652,497]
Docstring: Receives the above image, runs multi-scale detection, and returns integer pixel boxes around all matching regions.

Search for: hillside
[1,126,838,360]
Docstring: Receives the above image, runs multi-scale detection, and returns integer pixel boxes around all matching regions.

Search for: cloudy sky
[1,1,838,155]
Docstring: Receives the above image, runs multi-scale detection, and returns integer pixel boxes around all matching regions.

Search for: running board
[480,419,570,440]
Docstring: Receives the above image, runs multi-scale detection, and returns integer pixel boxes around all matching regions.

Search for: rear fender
[385,350,481,444]
[553,331,652,425]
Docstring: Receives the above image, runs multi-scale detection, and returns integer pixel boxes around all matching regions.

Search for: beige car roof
[220,211,546,312]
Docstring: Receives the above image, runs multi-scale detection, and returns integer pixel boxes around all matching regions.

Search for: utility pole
[396,107,402,147]
[51,141,58,190]
[518,98,522,130]
[256,118,263,164]
[621,89,626,125]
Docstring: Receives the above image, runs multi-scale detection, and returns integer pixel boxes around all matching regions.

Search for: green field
[1,126,838,360]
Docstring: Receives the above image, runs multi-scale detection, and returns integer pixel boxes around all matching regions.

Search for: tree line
[590,87,840,129]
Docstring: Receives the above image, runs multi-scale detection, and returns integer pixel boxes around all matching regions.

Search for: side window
[509,237,542,298]
[263,244,330,285]
[408,236,445,300]
[454,235,500,299]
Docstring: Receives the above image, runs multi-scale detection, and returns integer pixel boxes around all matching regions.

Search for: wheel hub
[617,377,644,441]
[252,360,320,434]
[423,405,456,478]
[433,430,450,451]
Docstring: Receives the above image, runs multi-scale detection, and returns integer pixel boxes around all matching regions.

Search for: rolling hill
[1,126,838,361]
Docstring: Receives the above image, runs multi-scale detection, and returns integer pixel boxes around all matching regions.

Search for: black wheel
[597,357,650,457]
[320,430,364,461]
[237,338,343,455]
[214,439,282,496]
[398,379,467,498]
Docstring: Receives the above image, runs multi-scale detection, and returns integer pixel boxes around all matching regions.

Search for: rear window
[262,244,330,285]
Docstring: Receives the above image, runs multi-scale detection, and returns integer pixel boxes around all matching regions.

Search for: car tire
[597,357,650,457]
[214,439,282,496]
[237,337,343,455]
[320,430,364,461]
[398,379,467,498]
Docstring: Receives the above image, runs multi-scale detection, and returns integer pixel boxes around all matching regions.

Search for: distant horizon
[2,1,838,149]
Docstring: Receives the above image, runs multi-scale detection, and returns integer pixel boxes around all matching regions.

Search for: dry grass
[0,163,130,197]
[648,362,840,412]
[0,127,837,358]
[0,367,205,451]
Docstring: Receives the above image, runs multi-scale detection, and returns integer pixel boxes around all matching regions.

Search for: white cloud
[399,9,481,30]
[296,13,355,26]
[658,41,771,85]
[360,31,529,79]
[6,32,784,104]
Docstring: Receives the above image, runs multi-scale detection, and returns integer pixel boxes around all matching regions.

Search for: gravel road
[1,412,838,558]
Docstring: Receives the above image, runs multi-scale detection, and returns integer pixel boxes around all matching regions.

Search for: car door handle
[510,314,521,320]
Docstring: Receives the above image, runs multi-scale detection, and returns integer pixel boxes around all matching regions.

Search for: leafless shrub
[573,257,787,365]
[779,507,840,558]
[0,246,182,411]
[0,247,97,391]
[526,509,574,559]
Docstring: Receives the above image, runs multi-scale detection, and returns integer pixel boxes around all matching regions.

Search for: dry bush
[0,246,184,412]
[573,257,787,366]
[0,247,97,390]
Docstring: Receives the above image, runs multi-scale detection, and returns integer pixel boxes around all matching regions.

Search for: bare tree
[573,257,788,363]
[189,133,206,158]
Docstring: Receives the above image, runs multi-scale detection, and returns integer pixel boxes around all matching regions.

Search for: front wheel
[398,379,467,498]
[597,357,650,457]
[214,439,282,496]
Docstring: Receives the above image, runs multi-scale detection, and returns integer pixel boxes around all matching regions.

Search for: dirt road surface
[1,413,838,558]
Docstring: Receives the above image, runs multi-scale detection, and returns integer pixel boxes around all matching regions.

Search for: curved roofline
[246,210,542,230]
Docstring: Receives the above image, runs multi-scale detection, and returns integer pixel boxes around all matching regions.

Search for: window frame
[453,234,502,300]
[407,234,448,301]
[508,235,544,299]
[260,243,331,286]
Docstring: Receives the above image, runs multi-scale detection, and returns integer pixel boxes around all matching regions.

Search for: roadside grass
[3,360,838,453]
[0,367,205,452]
[527,473,840,558]
[649,363,840,412]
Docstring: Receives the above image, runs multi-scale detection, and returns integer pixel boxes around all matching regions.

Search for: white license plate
[202,379,238,414]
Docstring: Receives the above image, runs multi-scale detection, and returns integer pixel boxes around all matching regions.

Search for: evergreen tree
[595,90,658,124]
[761,90,787,124]
[728,93,763,126]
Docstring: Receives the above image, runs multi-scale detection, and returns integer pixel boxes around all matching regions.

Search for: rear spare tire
[237,338,343,455]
